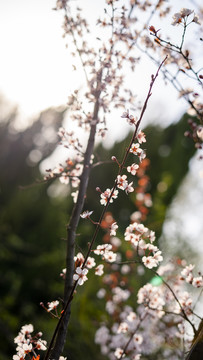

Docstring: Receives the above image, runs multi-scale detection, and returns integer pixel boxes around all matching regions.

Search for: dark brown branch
[45,70,102,360]
[44,57,166,360]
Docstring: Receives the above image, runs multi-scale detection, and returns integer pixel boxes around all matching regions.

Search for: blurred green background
[0,100,197,359]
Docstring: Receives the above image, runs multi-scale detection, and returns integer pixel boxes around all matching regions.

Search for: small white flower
[100,188,118,205]
[97,288,106,298]
[73,267,88,285]
[21,324,34,334]
[142,256,157,269]
[59,172,69,185]
[133,334,143,345]
[132,355,141,360]
[74,252,84,264]
[127,311,137,322]
[127,163,139,175]
[130,143,140,155]
[117,175,128,190]
[125,181,134,194]
[36,339,47,351]
[103,251,117,263]
[71,190,78,203]
[86,256,96,269]
[110,222,118,236]
[94,244,112,255]
[137,148,146,162]
[22,343,32,354]
[193,14,201,25]
[47,300,59,312]
[121,110,129,118]
[80,210,93,219]
[60,268,66,279]
[192,276,203,288]
[180,8,193,17]
[137,130,146,144]
[114,348,124,359]
[117,322,129,333]
[181,264,195,277]
[95,264,104,276]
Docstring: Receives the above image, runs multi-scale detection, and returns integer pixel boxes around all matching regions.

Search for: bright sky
[0,0,201,136]
[1,0,202,261]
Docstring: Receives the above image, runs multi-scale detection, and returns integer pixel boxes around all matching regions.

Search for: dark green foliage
[0,104,196,359]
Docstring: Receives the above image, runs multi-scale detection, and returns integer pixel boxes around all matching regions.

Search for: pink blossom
[73,267,88,285]
[117,175,128,190]
[130,143,140,155]
[103,251,117,263]
[127,163,139,175]
[114,348,124,359]
[124,181,134,194]
[86,256,96,269]
[137,130,146,144]
[94,244,112,255]
[95,264,104,276]
[47,300,59,312]
[110,222,118,236]
[117,322,129,333]
[133,333,143,345]
[100,188,118,205]
[192,276,203,288]
[80,210,93,219]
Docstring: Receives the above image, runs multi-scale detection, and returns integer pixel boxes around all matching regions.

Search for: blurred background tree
[0,97,197,359]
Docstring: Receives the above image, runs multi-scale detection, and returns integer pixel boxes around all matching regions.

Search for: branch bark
[46,71,102,360]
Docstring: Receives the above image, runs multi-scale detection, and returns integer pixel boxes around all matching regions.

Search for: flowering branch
[44,56,166,360]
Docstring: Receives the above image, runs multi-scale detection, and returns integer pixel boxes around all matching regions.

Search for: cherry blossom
[193,14,201,25]
[59,172,70,185]
[117,175,128,190]
[136,148,146,162]
[136,130,146,144]
[73,267,88,285]
[124,181,134,194]
[127,311,137,322]
[71,190,78,203]
[133,333,143,345]
[127,163,139,175]
[95,264,104,276]
[86,256,96,269]
[80,210,93,219]
[93,244,112,255]
[13,324,47,360]
[100,188,119,205]
[36,339,47,351]
[114,347,124,359]
[110,222,118,236]
[103,250,117,263]
[192,276,203,288]
[130,143,140,155]
[47,300,59,312]
[117,322,129,333]
[142,256,157,269]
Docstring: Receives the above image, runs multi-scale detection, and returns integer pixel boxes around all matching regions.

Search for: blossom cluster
[99,124,147,207]
[19,2,203,360]
[13,324,47,360]
[171,8,200,26]
[180,264,203,288]
[95,260,199,359]
[124,222,162,269]
[71,252,106,286]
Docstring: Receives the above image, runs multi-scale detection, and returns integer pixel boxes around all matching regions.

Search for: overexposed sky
[1,0,202,261]
[0,0,202,138]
